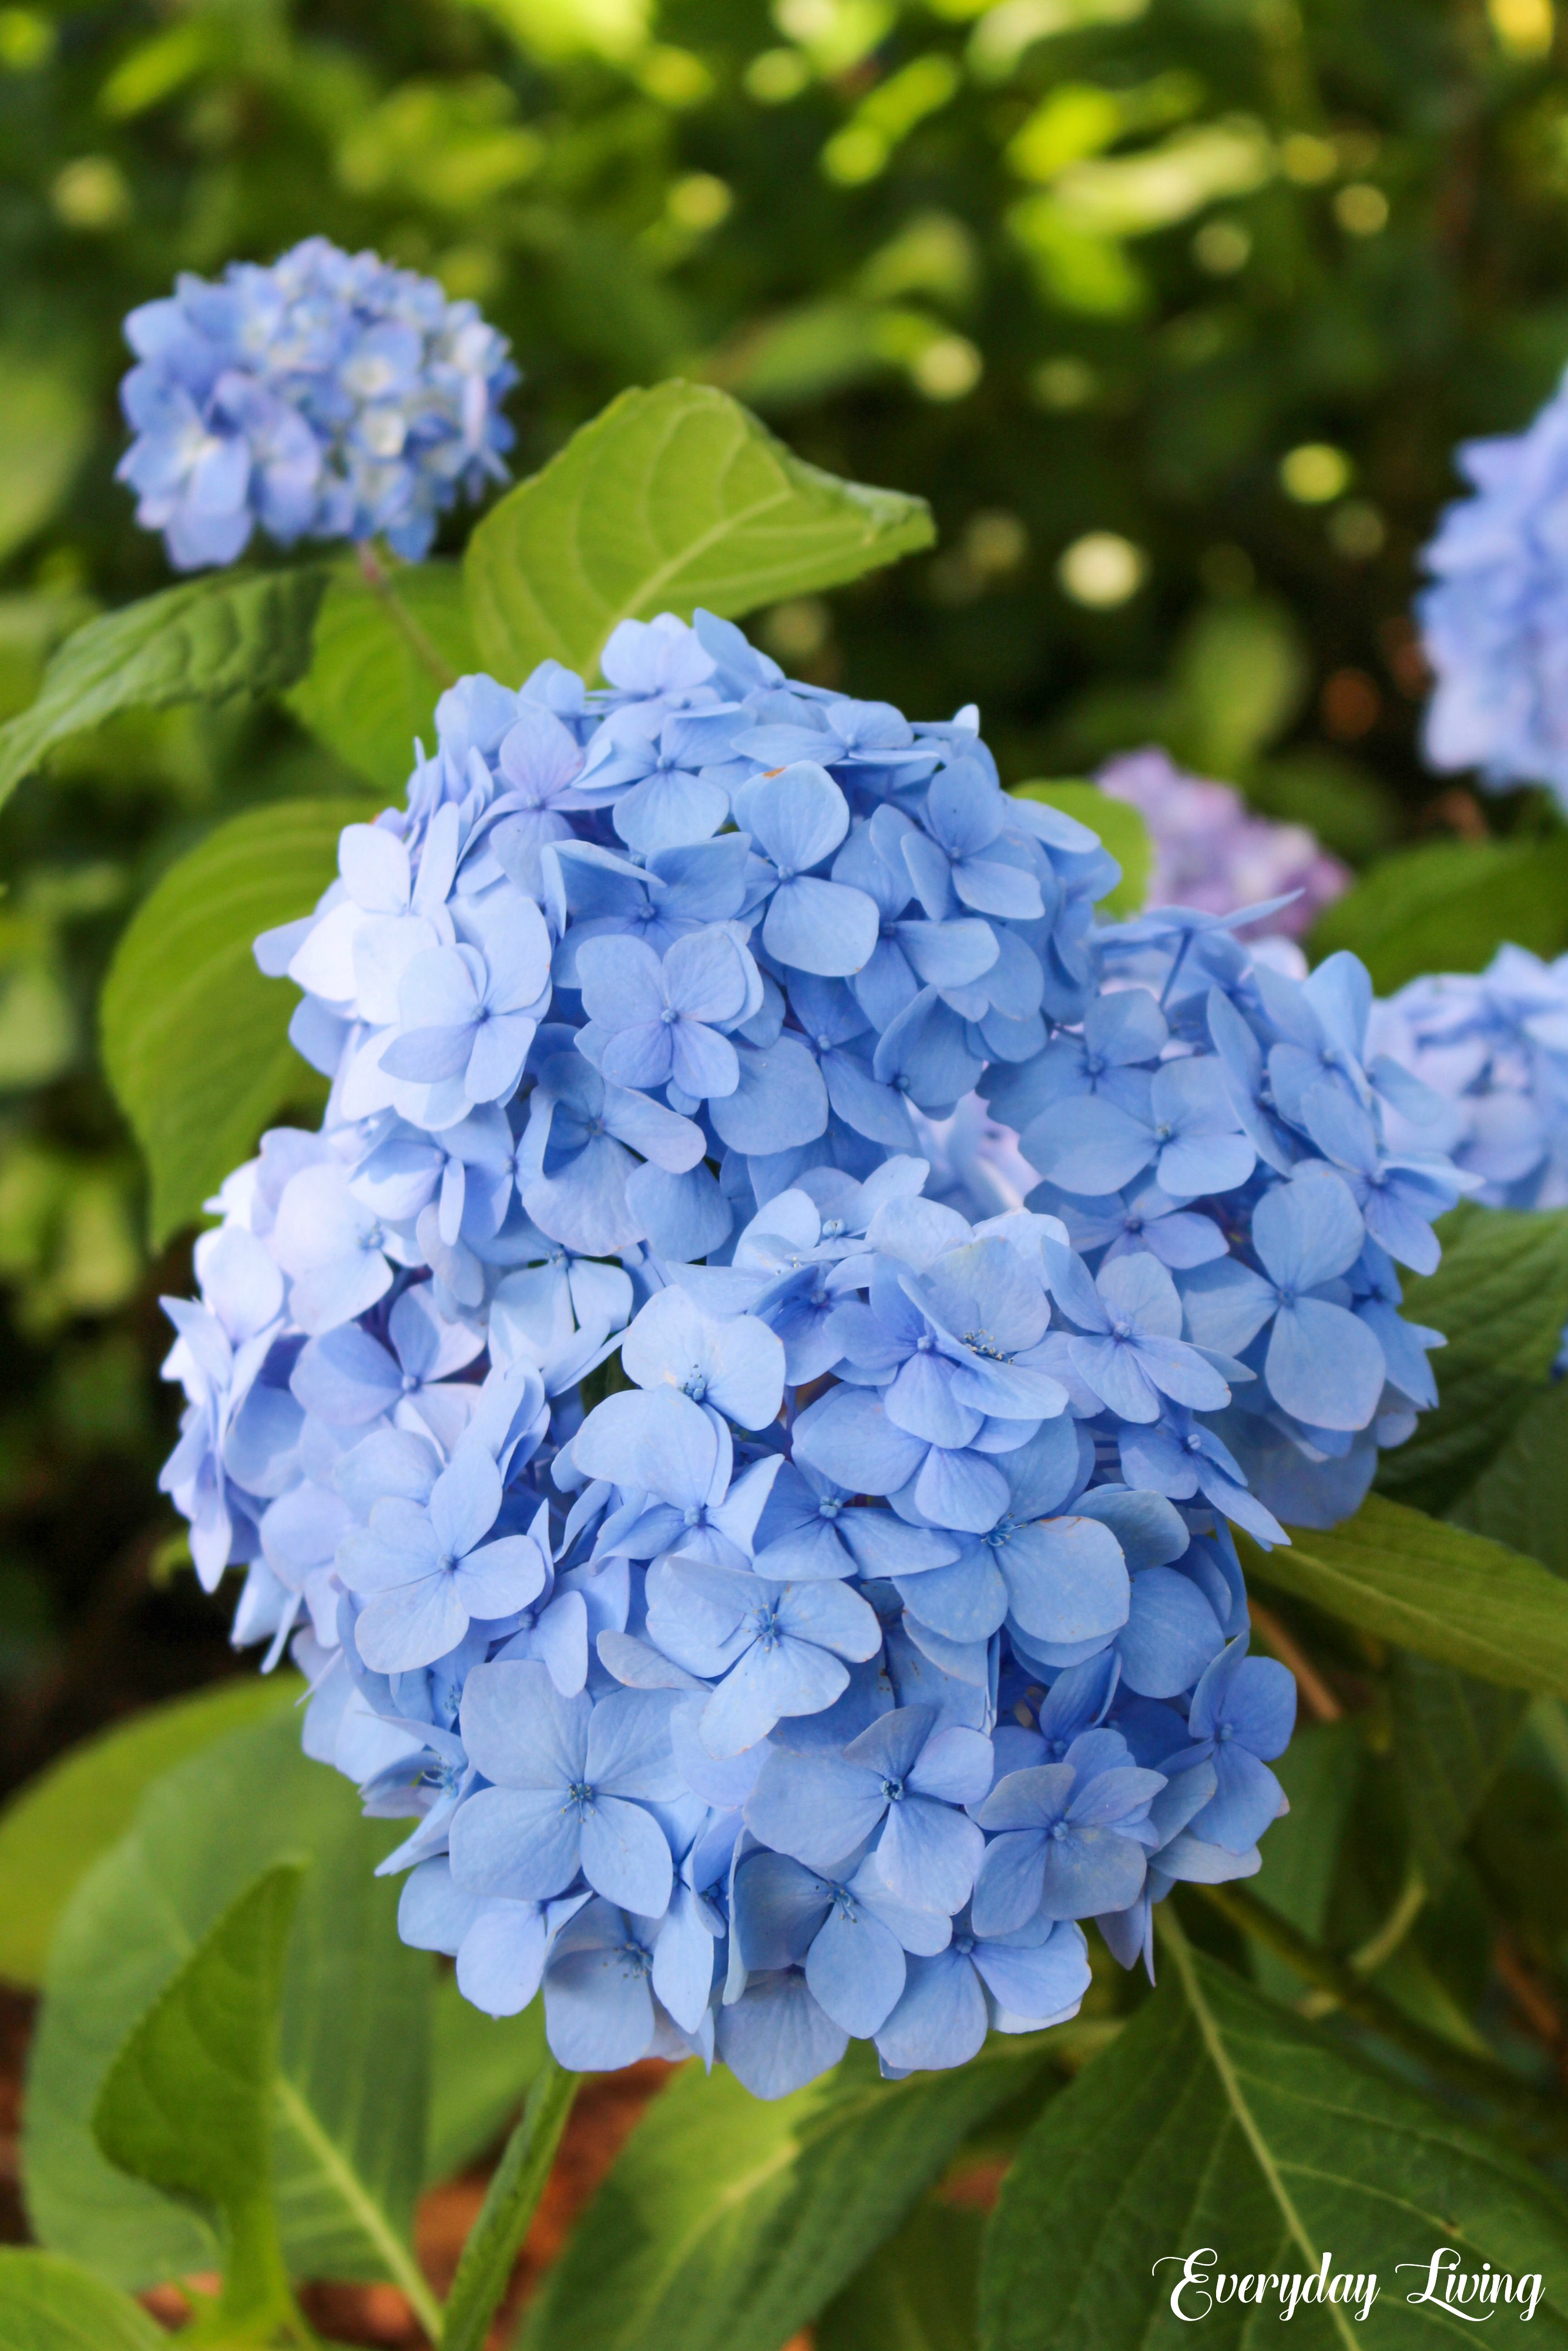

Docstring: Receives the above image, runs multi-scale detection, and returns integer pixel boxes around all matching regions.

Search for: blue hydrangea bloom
[117,237,517,567]
[161,608,1465,2098]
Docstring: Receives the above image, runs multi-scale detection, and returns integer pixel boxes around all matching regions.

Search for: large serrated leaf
[518,2039,1049,2351]
[1376,1203,1568,1514]
[979,1933,1568,2351]
[100,796,377,1245]
[1240,1495,1568,1697]
[286,559,478,792]
[465,380,934,683]
[0,2250,165,2351]
[0,1676,298,1991]
[23,1712,434,2321]
[0,568,327,812]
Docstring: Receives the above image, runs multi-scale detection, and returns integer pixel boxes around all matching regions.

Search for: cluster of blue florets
[159,611,1465,2092]
[116,237,517,568]
[1369,946,1568,1211]
[1418,367,1568,809]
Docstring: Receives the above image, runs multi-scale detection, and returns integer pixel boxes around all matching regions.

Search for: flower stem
[355,539,458,691]
[438,2056,580,2351]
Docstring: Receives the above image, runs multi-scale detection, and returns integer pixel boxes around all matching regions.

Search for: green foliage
[1376,1204,1568,1513]
[0,2250,165,2351]
[1310,836,1568,994]
[441,2058,579,2351]
[1009,780,1151,913]
[1389,1656,1526,1896]
[425,1981,548,2188]
[1449,1381,1568,1580]
[0,1675,298,1990]
[286,560,480,793]
[1247,1720,1361,2000]
[465,381,934,682]
[519,2040,1050,2351]
[1241,1495,1568,1697]
[0,571,327,813]
[93,1864,304,2336]
[979,1924,1568,2351]
[23,1712,436,2329]
[815,2199,983,2351]
[100,797,377,1245]
[0,361,92,570]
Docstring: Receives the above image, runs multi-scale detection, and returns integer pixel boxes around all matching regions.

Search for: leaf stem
[438,2056,580,2351]
[355,541,458,690]
[1194,1882,1568,2142]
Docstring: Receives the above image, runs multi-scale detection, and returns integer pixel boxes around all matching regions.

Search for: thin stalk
[355,540,458,690]
[439,2057,580,2351]
[1197,1880,1568,2144]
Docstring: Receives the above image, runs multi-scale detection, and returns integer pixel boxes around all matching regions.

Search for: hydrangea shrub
[158,609,1466,2094]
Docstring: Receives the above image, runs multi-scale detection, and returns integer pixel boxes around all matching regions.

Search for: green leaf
[285,559,478,793]
[424,1975,547,2186]
[815,2199,983,2351]
[1008,780,1150,914]
[1389,1655,1526,1894]
[1449,1379,1568,1579]
[93,1864,304,2333]
[1376,1202,1568,1513]
[0,357,93,566]
[1240,1494,1568,1697]
[1169,596,1308,780]
[0,569,327,814]
[519,2039,1050,2351]
[979,1927,1568,2351]
[1248,1720,1361,2001]
[101,796,378,1245]
[23,1711,437,2335]
[0,2250,165,2351]
[465,380,934,683]
[0,1676,299,1991]
[1309,833,1568,995]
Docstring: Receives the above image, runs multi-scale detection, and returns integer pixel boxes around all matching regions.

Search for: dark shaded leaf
[979,1930,1568,2351]
[1377,1205,1568,1515]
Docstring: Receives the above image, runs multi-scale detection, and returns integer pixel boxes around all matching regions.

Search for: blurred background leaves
[2,0,1568,1768]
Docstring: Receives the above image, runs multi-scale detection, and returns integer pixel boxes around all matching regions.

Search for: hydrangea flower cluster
[159,612,1463,2094]
[1368,946,1568,1208]
[1418,369,1568,807]
[1097,750,1349,944]
[117,239,517,568]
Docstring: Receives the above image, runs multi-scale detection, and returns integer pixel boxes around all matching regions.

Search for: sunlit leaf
[465,380,933,683]
[0,569,327,814]
[100,797,377,1245]
[0,1676,298,1990]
